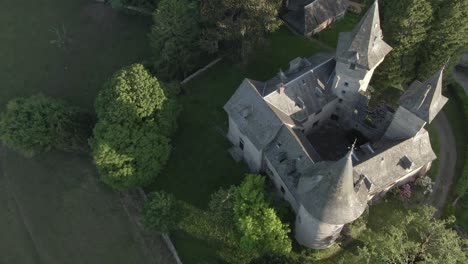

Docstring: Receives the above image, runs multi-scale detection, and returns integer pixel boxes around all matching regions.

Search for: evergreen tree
[199,0,282,61]
[417,0,468,79]
[373,0,433,90]
[149,0,200,80]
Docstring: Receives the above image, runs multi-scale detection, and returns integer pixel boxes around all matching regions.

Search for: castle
[224,1,447,249]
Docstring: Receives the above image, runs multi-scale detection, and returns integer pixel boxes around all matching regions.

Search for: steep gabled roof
[223,79,283,149]
[398,66,448,123]
[304,0,348,33]
[336,1,392,69]
[354,129,436,193]
[297,149,368,225]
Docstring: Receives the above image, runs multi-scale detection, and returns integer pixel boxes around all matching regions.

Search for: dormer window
[296,96,305,109]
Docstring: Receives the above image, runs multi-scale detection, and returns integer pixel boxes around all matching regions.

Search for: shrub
[233,174,292,258]
[0,95,92,156]
[90,64,180,188]
[143,191,181,233]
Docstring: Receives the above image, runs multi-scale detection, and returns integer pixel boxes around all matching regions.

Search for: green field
[153,26,333,263]
[0,1,155,263]
[1,0,151,111]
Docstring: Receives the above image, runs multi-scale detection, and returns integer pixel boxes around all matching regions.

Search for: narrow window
[350,63,356,70]
[338,99,343,103]
[281,186,285,194]
[342,90,346,94]
[239,138,244,150]
[344,82,349,87]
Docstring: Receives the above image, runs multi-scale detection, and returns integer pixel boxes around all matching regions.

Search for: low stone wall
[181,57,223,85]
[136,188,183,264]
[118,189,182,264]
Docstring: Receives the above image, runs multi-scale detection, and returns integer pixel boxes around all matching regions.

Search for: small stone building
[224,1,447,249]
[283,0,349,36]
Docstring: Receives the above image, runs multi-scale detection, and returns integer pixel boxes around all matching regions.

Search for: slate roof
[354,129,436,193]
[284,0,348,35]
[264,125,318,193]
[336,1,392,69]
[305,0,348,33]
[223,79,283,150]
[398,66,448,123]
[296,150,368,225]
[263,56,336,122]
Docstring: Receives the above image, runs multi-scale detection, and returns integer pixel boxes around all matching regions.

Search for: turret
[332,0,392,100]
[295,148,368,249]
[384,65,448,140]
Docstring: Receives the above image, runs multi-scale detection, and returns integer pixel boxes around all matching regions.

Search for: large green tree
[417,0,468,79]
[0,95,91,156]
[233,174,292,257]
[149,0,200,80]
[199,0,282,61]
[91,64,179,188]
[373,0,433,90]
[342,206,467,264]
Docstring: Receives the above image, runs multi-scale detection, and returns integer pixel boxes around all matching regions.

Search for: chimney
[277,83,285,95]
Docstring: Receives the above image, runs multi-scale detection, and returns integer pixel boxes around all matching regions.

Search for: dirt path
[428,112,457,218]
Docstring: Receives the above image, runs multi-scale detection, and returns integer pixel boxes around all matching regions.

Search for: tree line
[373,0,468,93]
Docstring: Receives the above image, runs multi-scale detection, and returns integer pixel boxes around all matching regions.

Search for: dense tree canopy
[200,0,282,60]
[143,191,181,233]
[233,174,292,257]
[149,0,200,80]
[343,206,467,264]
[373,0,433,90]
[417,0,468,79]
[0,95,91,156]
[91,64,179,188]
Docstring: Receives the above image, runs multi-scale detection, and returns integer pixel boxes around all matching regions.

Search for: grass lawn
[0,1,155,263]
[153,26,333,263]
[314,13,361,48]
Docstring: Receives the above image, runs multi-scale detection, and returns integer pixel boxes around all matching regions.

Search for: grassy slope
[153,26,333,263]
[0,0,151,111]
[2,148,149,264]
[0,1,153,263]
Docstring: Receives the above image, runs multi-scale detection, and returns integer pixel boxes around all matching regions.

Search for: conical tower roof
[336,0,392,69]
[398,65,448,123]
[297,148,368,225]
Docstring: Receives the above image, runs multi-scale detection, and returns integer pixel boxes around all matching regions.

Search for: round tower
[294,149,369,249]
